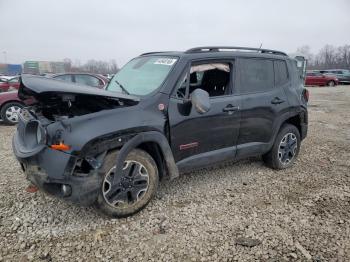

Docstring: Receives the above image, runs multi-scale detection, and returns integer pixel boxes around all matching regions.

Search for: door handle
[271,97,285,105]
[223,104,239,112]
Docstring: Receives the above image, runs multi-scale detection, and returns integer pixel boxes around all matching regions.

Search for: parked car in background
[0,76,21,92]
[0,91,31,125]
[0,73,109,125]
[305,71,338,86]
[102,73,115,80]
[319,69,350,84]
[0,75,19,81]
[51,73,109,88]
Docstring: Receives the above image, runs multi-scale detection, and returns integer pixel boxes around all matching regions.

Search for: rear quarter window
[274,60,289,86]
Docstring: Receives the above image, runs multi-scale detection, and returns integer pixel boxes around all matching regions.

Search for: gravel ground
[0,86,349,261]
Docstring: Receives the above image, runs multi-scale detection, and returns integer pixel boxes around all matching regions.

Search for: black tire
[262,124,301,169]
[0,102,23,125]
[327,81,335,87]
[96,149,159,218]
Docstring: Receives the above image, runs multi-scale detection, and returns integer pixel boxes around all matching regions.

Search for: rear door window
[239,58,274,93]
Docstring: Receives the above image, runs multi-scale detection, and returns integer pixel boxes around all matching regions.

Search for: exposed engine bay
[18,74,140,121]
[31,93,136,121]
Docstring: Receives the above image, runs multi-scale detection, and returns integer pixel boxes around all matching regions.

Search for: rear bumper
[13,131,101,205]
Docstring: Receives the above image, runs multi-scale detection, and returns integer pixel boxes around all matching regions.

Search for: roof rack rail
[140,51,174,56]
[185,46,287,56]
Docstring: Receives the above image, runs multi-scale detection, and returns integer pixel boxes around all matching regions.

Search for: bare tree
[69,59,119,74]
[295,44,350,70]
[337,45,350,69]
[296,45,314,64]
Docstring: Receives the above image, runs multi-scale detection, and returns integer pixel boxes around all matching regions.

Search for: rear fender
[268,109,307,151]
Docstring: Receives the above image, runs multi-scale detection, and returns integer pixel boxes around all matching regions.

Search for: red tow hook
[26,184,38,193]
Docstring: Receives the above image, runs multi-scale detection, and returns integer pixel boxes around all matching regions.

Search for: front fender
[115,131,179,180]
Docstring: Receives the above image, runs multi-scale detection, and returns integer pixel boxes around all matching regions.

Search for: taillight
[303,89,309,102]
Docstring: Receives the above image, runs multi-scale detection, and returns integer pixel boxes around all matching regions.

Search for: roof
[140,46,290,60]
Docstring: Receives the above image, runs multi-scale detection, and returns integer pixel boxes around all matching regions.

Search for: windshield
[107,56,178,96]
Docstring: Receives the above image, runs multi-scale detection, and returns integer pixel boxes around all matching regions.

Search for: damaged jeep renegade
[13,47,308,217]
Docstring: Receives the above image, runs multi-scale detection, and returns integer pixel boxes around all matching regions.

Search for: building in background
[0,64,22,75]
[23,61,66,75]
[23,61,39,75]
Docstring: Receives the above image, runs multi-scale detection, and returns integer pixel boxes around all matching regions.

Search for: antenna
[259,43,263,49]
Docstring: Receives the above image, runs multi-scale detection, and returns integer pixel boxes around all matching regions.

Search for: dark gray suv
[13,46,308,217]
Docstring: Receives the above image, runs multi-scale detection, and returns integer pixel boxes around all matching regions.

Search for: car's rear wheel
[262,124,301,169]
[0,102,23,125]
[327,80,336,87]
[96,149,159,218]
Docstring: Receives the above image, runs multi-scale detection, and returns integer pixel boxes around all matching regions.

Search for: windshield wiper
[114,80,130,95]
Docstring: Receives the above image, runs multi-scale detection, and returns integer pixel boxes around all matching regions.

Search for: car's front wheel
[96,149,159,218]
[0,102,23,125]
[263,124,301,169]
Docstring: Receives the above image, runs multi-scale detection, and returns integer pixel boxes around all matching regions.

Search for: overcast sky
[0,0,349,66]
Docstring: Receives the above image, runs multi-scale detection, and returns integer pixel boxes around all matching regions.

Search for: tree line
[62,44,350,74]
[63,58,119,75]
[292,45,350,70]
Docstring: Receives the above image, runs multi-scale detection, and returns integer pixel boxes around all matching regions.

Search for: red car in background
[0,76,21,92]
[51,73,109,88]
[0,73,109,125]
[305,71,338,87]
[0,91,29,125]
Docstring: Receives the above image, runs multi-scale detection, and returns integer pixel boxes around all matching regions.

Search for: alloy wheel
[277,132,298,165]
[102,160,149,208]
[5,105,22,123]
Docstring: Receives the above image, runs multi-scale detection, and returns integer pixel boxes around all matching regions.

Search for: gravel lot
[0,86,349,261]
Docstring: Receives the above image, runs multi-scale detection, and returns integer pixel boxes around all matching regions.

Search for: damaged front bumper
[13,131,102,205]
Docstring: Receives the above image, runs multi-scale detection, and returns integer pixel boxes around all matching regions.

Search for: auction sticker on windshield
[154,58,177,66]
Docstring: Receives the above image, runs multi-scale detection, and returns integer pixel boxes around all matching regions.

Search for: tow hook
[25,184,38,193]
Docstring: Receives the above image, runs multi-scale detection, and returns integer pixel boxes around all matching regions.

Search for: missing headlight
[23,121,46,149]
[36,125,46,144]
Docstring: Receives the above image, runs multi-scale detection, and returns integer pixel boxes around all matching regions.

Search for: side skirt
[176,142,270,174]
[176,146,236,173]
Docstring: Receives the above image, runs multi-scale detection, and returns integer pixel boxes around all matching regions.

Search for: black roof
[141,46,290,60]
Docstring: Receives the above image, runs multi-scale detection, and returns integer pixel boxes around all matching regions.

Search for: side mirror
[191,88,210,114]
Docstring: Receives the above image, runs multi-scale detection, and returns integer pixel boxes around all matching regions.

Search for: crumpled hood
[18,74,140,102]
